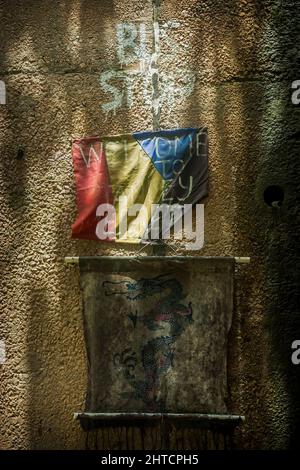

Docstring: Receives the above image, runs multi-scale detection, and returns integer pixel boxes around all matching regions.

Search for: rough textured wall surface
[0,0,299,449]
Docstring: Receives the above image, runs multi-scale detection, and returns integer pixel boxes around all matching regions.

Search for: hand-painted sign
[71,127,208,245]
[79,257,234,415]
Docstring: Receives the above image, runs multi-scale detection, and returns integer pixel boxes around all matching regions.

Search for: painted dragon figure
[103,273,193,411]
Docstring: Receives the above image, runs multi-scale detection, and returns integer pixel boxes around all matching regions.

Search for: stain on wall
[0,0,299,449]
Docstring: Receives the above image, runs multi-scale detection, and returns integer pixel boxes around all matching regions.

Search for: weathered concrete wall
[0,0,299,449]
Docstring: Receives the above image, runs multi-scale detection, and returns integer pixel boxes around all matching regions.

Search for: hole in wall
[263,185,284,208]
[16,147,25,160]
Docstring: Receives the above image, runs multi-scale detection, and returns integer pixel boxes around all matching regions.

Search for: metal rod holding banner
[234,257,251,264]
[64,256,250,265]
[65,256,79,264]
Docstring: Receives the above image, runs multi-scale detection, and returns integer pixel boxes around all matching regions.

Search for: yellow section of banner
[104,135,165,242]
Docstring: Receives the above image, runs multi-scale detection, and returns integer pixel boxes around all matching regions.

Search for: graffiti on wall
[99,21,196,121]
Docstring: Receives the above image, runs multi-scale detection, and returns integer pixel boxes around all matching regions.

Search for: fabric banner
[79,257,234,415]
[71,128,208,243]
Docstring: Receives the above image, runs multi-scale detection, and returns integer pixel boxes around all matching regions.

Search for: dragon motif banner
[71,128,208,244]
[79,257,234,415]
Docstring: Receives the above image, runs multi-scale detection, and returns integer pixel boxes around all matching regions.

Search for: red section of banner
[71,137,113,240]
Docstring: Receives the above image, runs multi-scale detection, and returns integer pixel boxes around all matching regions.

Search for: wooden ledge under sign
[74,412,245,431]
[64,256,250,265]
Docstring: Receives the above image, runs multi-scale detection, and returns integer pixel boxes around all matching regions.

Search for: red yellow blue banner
[71,128,208,243]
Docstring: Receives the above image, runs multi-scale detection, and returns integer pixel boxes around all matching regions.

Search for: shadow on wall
[181,0,300,449]
[0,0,117,450]
[253,4,300,448]
[179,0,266,449]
